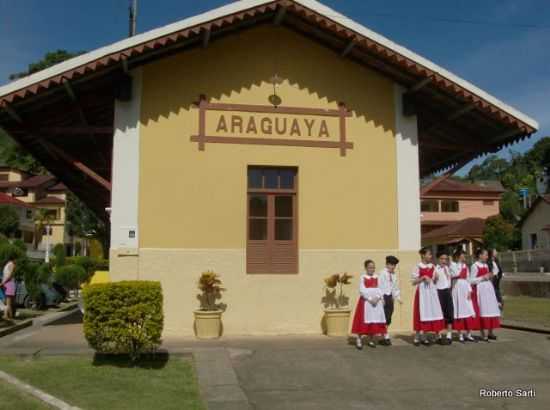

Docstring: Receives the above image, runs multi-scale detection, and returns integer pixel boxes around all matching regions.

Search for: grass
[503,296,550,328]
[0,380,50,410]
[0,355,205,410]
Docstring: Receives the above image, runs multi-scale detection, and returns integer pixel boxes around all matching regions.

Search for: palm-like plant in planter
[194,271,226,339]
[322,273,353,336]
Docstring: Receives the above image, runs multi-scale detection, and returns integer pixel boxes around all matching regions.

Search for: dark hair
[385,255,399,265]
[419,247,431,256]
[436,250,448,258]
[452,248,465,259]
[364,259,375,268]
[475,248,487,259]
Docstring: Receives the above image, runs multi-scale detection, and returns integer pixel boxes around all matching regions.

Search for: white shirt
[378,268,401,300]
[434,264,451,290]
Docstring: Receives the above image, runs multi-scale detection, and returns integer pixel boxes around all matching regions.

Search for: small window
[23,231,33,244]
[530,233,538,249]
[247,167,297,274]
[421,199,439,213]
[26,209,33,219]
[441,200,459,213]
[43,209,59,219]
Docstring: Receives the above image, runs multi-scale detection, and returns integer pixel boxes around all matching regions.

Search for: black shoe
[466,336,478,343]
[447,338,453,345]
[482,337,489,343]
[384,339,392,346]
[367,341,376,348]
[459,338,465,344]
[413,340,420,346]
[422,339,431,346]
[488,334,497,340]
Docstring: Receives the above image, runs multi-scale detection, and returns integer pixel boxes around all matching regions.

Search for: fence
[500,249,550,273]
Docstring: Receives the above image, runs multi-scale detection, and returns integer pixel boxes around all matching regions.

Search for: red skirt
[452,316,476,331]
[480,316,500,330]
[470,285,482,331]
[351,298,387,335]
[413,288,445,332]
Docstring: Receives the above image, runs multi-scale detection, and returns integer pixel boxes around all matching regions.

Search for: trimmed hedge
[54,264,86,290]
[83,281,163,360]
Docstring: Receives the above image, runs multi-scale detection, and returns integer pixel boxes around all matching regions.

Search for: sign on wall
[191,95,354,156]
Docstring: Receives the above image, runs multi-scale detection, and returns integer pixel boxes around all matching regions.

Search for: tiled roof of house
[0,174,55,189]
[422,178,504,195]
[47,182,68,191]
[423,217,486,241]
[33,196,65,205]
[0,192,34,208]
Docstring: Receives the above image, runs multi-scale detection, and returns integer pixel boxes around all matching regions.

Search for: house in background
[520,195,550,249]
[0,166,85,257]
[420,178,504,254]
[0,191,36,246]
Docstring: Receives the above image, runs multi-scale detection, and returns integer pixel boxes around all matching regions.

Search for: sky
[0,0,549,174]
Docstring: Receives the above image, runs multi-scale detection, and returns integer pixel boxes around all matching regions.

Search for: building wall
[522,201,550,249]
[110,26,420,336]
[421,198,500,223]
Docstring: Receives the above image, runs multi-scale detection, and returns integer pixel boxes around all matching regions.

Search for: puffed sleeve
[450,262,459,279]
[469,263,483,285]
[358,275,369,299]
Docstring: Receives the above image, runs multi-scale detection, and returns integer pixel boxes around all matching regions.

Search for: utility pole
[129,0,138,37]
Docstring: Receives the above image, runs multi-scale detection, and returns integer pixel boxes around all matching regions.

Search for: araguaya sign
[191,96,354,156]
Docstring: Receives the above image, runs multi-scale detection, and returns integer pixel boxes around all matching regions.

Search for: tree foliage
[8,50,84,80]
[483,215,517,251]
[0,205,20,237]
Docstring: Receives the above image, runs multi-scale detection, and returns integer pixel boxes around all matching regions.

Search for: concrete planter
[324,308,351,336]
[194,309,223,339]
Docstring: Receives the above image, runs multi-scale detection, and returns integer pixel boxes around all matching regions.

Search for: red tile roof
[0,192,34,208]
[423,217,486,241]
[0,174,55,189]
[47,182,67,191]
[33,196,65,205]
[422,179,504,195]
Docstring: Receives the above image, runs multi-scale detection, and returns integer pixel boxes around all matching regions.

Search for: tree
[8,50,84,81]
[467,155,509,182]
[483,215,517,251]
[0,206,20,237]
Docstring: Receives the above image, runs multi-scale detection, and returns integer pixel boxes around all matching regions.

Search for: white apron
[363,287,386,324]
[418,281,444,321]
[452,279,475,319]
[477,281,501,318]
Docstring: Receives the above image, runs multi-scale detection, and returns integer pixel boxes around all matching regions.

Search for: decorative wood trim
[193,97,353,156]
[202,101,352,117]
[191,135,353,150]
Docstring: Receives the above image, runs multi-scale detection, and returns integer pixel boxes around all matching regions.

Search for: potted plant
[322,273,353,336]
[194,271,225,339]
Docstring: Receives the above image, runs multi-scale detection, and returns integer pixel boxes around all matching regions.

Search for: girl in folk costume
[470,248,501,341]
[351,260,388,349]
[411,248,446,346]
[450,248,477,343]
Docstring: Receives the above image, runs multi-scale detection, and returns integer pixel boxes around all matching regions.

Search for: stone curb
[0,320,33,338]
[0,369,82,410]
[501,320,550,334]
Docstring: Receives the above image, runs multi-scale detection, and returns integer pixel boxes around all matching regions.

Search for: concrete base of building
[110,248,418,337]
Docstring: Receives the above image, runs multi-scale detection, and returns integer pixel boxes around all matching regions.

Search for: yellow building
[0,0,538,336]
[0,167,85,257]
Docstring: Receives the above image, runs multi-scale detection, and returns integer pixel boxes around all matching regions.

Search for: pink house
[420,179,504,253]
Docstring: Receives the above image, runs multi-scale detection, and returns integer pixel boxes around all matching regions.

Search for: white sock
[356,336,363,346]
[384,333,390,340]
[446,332,452,339]
[459,334,464,341]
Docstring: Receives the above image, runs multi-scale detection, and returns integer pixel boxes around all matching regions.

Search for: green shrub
[54,264,86,290]
[65,256,109,283]
[0,241,25,269]
[52,243,66,267]
[12,239,27,252]
[83,281,163,360]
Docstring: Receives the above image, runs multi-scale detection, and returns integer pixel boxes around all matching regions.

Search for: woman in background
[1,257,16,321]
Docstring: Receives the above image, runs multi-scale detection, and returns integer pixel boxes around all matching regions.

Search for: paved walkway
[1,313,549,409]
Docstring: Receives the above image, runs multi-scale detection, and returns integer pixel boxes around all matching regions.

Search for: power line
[323,12,550,31]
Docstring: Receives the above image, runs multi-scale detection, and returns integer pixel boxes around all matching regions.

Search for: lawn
[0,380,50,410]
[0,355,205,410]
[502,296,550,328]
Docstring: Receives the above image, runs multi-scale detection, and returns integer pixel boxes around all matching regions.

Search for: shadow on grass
[92,351,170,369]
